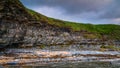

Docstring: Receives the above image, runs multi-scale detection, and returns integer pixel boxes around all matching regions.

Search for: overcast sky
[20,0,120,24]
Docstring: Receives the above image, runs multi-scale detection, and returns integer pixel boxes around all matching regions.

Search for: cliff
[0,0,120,48]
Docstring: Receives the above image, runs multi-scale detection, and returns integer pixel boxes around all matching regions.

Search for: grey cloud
[99,0,120,19]
[20,0,120,24]
[21,0,113,14]
[100,9,120,19]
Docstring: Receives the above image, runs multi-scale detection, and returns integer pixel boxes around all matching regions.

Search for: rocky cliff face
[0,0,118,48]
[0,0,79,48]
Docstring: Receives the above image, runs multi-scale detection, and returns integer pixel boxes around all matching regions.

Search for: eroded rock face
[0,8,76,47]
[0,0,118,48]
[0,21,82,48]
[0,0,82,47]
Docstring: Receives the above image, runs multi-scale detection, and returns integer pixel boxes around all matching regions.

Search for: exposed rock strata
[0,0,120,48]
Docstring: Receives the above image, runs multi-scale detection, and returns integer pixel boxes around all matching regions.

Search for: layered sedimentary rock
[0,0,119,48]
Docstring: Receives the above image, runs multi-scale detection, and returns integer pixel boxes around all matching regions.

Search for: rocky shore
[0,48,120,65]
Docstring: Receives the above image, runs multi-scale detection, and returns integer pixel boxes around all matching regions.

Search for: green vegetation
[37,44,46,49]
[100,45,120,51]
[95,24,120,39]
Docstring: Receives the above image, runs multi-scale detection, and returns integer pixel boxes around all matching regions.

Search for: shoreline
[0,48,120,65]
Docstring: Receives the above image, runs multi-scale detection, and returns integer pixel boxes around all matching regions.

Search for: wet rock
[35,51,71,58]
